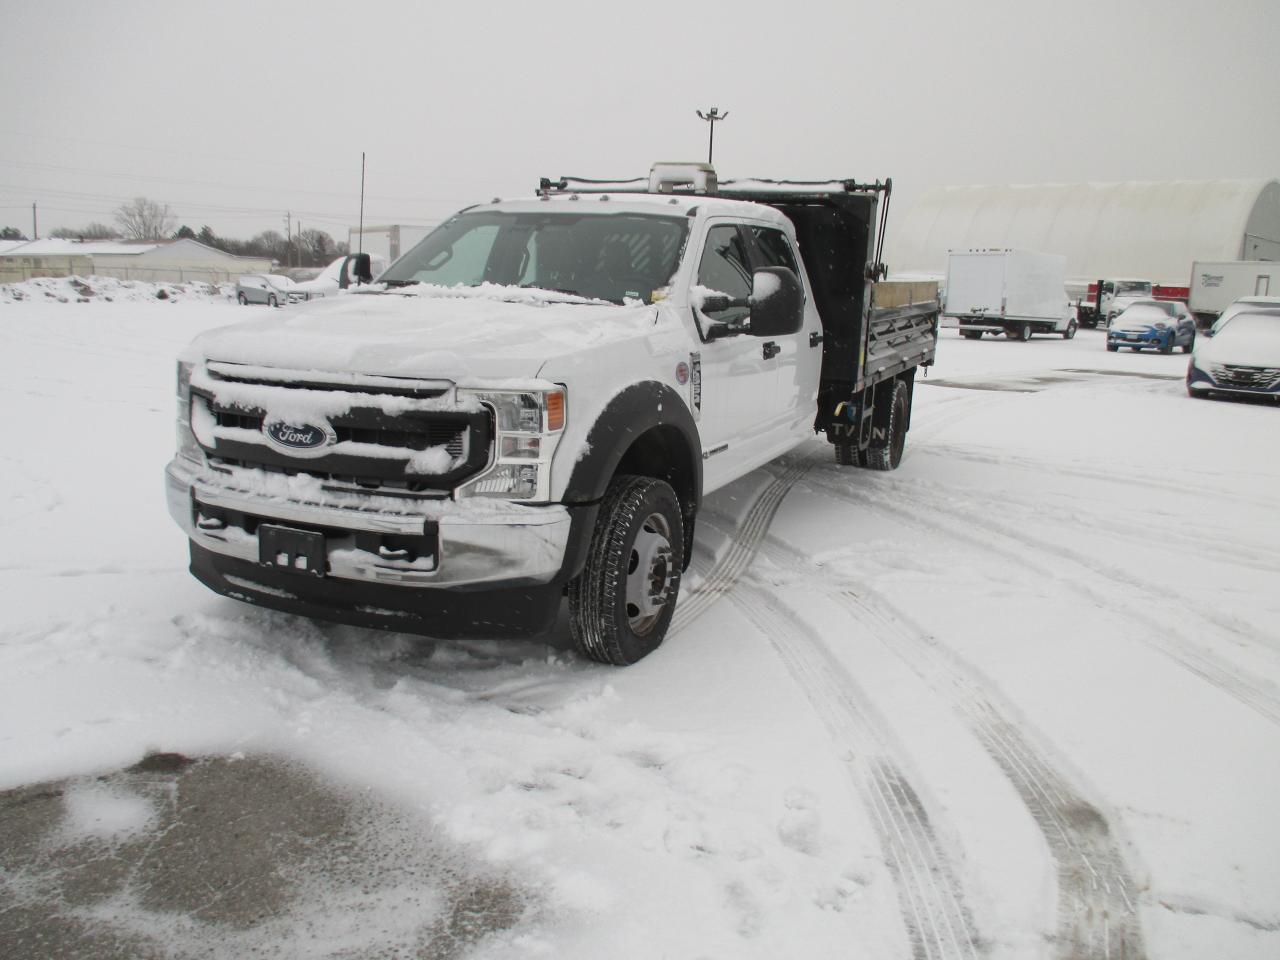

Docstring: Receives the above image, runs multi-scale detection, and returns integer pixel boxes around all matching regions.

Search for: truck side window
[697,225,751,324]
[748,226,799,275]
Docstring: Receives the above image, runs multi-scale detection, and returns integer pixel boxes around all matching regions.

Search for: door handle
[809,331,824,348]
[762,341,781,360]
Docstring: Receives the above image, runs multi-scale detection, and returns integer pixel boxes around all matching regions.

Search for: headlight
[175,361,204,463]
[1154,322,1170,330]
[456,387,565,501]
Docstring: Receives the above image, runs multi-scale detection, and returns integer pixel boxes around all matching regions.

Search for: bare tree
[50,222,120,240]
[114,196,177,240]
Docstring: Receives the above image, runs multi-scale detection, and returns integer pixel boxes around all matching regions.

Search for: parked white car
[236,274,294,307]
[287,254,389,302]
[1186,301,1280,402]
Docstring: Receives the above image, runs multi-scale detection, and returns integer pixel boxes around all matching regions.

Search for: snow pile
[0,300,1277,959]
[0,275,231,304]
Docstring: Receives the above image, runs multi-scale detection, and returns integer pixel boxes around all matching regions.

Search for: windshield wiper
[382,279,420,288]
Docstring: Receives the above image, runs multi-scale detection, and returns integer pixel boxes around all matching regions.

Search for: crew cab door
[742,223,821,441]
[690,221,779,491]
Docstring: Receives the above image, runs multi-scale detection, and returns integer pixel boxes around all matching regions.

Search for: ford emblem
[265,420,332,451]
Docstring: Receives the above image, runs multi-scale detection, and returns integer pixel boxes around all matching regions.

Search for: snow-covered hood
[1194,324,1280,368]
[188,286,663,382]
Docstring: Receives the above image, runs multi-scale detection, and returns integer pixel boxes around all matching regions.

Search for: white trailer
[347,224,432,263]
[1188,261,1280,324]
[944,249,1075,341]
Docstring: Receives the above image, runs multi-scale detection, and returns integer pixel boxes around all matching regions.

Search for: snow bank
[0,275,232,304]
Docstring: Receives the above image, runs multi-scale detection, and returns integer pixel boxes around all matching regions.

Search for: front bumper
[1108,329,1172,349]
[166,458,574,590]
[1187,362,1280,400]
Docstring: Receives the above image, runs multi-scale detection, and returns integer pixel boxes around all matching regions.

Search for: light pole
[696,107,728,164]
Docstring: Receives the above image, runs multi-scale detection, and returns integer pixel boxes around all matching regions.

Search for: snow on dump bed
[0,275,230,304]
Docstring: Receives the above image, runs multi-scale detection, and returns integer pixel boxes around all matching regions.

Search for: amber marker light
[546,390,566,432]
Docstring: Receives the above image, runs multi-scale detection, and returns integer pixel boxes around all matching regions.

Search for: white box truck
[944,249,1076,341]
[347,224,432,262]
[1188,260,1280,326]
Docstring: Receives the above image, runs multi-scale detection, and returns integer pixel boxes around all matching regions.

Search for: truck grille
[1211,364,1280,390]
[211,409,467,459]
[192,364,492,491]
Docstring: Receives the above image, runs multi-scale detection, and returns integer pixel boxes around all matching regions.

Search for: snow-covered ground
[1,298,1277,959]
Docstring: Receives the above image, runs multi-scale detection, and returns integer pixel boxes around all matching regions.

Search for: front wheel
[267,294,278,308]
[1182,332,1195,354]
[237,292,248,305]
[1063,320,1077,340]
[568,476,683,665]
[1106,342,1119,352]
[961,330,982,340]
[1159,336,1174,354]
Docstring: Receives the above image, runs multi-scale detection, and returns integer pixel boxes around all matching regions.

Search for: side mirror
[746,266,803,337]
[353,253,373,285]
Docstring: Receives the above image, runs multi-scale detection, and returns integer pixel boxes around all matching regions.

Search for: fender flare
[562,381,703,515]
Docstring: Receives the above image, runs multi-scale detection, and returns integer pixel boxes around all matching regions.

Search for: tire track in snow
[743,509,1147,959]
[801,468,1280,728]
[673,449,982,958]
[913,442,1272,512]
[670,454,819,633]
[731,584,982,960]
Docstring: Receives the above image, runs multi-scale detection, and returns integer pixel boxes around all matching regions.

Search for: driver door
[690,221,779,492]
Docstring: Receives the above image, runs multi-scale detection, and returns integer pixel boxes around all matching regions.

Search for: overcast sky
[3,0,1277,245]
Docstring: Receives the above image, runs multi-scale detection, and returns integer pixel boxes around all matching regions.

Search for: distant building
[887,178,1280,288]
[0,238,272,284]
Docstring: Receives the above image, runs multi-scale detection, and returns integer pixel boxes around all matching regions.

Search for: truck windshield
[380,211,689,305]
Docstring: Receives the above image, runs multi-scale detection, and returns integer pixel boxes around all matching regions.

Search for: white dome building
[887,179,1280,287]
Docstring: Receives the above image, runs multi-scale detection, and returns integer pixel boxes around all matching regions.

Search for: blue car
[1106,300,1196,354]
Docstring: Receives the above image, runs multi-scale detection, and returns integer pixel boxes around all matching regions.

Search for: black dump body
[719,184,938,436]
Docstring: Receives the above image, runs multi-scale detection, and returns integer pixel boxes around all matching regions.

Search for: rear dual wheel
[864,379,909,471]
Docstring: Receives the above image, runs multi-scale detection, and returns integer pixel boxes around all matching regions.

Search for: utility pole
[32,202,38,239]
[283,212,292,268]
[696,107,728,164]
[357,152,366,256]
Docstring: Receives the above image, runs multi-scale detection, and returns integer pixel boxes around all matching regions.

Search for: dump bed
[717,184,939,424]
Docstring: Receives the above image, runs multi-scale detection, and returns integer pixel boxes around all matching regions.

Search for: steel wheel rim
[625,511,675,636]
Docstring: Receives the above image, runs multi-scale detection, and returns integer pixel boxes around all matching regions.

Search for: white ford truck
[167,163,938,664]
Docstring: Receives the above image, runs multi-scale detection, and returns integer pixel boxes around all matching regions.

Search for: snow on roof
[478,191,790,226]
[888,179,1280,285]
[1,238,163,257]
[0,239,29,255]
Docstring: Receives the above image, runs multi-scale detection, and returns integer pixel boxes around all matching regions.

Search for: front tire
[1063,320,1077,339]
[865,379,909,471]
[961,330,982,340]
[568,476,683,665]
[1182,331,1195,354]
[1106,342,1119,352]
[268,294,278,308]
[237,292,248,305]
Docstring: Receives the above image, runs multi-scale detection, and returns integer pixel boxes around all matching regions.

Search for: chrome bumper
[166,460,572,588]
